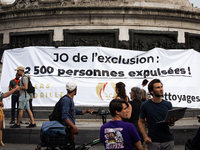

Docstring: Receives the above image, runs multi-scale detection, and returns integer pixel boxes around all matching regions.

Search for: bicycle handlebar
[92,108,110,116]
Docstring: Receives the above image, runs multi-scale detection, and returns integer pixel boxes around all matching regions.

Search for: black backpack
[49,95,72,123]
[21,75,35,94]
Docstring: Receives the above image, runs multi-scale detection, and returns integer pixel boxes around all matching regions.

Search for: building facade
[0,0,200,59]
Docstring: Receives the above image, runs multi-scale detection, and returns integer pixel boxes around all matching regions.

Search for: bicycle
[75,108,110,150]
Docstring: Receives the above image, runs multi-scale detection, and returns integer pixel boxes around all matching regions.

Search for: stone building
[0,0,200,59]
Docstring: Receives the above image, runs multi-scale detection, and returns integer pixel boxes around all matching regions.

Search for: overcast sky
[189,0,200,7]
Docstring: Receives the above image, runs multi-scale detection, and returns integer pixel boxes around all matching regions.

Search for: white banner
[1,46,200,109]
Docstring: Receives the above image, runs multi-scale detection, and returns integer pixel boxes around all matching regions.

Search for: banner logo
[96,82,117,101]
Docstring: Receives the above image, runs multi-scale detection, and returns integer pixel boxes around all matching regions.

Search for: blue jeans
[11,95,19,121]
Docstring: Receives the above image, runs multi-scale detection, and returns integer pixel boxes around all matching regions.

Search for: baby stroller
[36,121,75,150]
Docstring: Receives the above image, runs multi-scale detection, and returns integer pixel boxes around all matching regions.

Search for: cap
[66,81,78,91]
[15,66,25,71]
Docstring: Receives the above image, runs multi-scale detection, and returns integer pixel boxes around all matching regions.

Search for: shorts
[18,94,30,110]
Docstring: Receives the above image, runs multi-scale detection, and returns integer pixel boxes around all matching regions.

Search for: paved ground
[0,143,185,150]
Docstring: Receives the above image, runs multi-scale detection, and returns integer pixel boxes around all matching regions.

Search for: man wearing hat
[60,81,94,142]
[10,66,36,128]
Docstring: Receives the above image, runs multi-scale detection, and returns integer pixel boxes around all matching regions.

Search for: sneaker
[26,123,36,128]
[9,120,15,124]
[20,121,23,124]
[10,124,20,128]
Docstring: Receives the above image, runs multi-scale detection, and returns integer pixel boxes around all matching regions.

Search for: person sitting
[100,99,143,150]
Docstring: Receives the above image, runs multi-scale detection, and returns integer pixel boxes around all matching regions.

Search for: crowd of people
[0,66,199,150]
[60,78,178,150]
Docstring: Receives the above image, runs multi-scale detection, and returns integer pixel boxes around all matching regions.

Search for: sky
[189,0,200,7]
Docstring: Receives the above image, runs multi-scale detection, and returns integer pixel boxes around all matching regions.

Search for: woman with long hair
[115,82,132,119]
[141,89,148,103]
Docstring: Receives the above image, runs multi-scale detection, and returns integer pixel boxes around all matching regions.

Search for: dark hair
[142,79,148,85]
[141,89,147,100]
[148,79,162,95]
[131,87,142,101]
[116,82,127,99]
[109,99,129,117]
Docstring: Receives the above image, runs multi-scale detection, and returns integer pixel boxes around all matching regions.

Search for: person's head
[15,73,20,80]
[148,79,163,97]
[115,82,127,99]
[130,87,142,101]
[141,89,147,100]
[142,79,149,86]
[109,99,129,119]
[15,66,24,76]
[66,81,77,95]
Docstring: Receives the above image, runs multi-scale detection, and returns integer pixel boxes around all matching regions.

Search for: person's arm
[3,86,21,98]
[127,103,132,119]
[82,109,95,114]
[65,118,79,135]
[138,118,152,144]
[134,141,143,150]
[167,103,176,126]
[61,97,79,134]
[21,82,28,90]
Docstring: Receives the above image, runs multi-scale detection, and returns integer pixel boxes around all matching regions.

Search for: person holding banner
[10,66,36,128]
[60,81,94,144]
[138,79,176,150]
[0,85,21,146]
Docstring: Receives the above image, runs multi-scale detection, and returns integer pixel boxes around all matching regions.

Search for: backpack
[49,95,72,123]
[21,75,35,94]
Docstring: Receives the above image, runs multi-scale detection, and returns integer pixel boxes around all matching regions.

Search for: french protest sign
[1,46,200,108]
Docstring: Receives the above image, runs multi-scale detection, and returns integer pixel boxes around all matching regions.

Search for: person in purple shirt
[100,99,143,150]
[60,81,94,142]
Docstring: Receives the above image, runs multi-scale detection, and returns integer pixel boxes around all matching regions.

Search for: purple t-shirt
[100,120,141,150]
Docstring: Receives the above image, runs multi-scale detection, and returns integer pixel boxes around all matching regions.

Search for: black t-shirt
[127,100,142,124]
